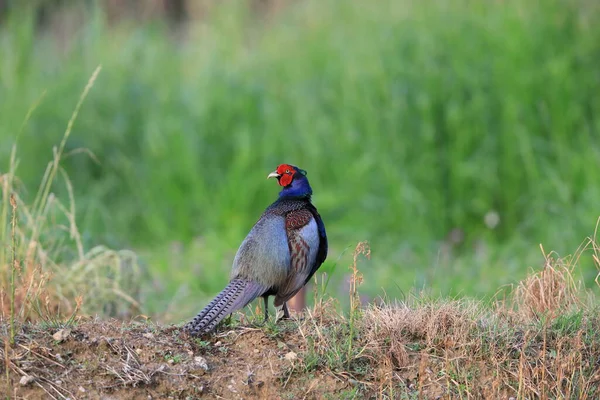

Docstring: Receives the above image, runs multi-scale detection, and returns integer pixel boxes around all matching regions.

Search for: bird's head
[267,164,312,199]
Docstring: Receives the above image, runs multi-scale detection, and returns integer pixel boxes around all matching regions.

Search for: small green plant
[32,294,82,330]
[194,339,211,350]
[164,353,183,364]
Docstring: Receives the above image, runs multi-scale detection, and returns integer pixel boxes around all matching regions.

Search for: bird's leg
[275,302,291,322]
[275,304,284,321]
[263,296,269,323]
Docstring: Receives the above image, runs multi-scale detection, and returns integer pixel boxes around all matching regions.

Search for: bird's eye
[285,169,290,174]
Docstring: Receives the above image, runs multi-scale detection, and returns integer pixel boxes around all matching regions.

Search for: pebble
[19,375,35,386]
[52,329,71,342]
[194,356,209,371]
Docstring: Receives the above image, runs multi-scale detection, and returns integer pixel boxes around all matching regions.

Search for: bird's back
[231,198,318,289]
[231,210,290,288]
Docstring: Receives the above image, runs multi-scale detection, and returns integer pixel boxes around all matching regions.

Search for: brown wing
[273,208,319,306]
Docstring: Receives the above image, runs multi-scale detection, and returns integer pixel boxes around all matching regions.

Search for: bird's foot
[275,305,287,322]
[275,305,296,322]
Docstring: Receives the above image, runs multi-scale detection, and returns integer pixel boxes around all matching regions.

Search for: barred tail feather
[184,278,265,336]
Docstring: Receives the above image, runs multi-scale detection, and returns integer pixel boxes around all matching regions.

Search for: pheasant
[184,164,328,336]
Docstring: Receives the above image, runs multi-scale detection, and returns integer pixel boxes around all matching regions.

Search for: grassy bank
[1,0,600,320]
[2,244,600,399]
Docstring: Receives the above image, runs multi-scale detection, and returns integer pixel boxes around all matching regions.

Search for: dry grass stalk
[104,340,158,387]
[0,66,141,326]
[590,216,600,291]
[348,241,370,315]
[512,244,583,321]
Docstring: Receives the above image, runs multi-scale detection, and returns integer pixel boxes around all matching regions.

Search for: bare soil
[1,317,370,400]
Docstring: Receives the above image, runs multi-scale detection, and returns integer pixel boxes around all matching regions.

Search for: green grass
[1,0,600,321]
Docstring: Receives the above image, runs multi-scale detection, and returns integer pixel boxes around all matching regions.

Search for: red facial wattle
[276,164,295,187]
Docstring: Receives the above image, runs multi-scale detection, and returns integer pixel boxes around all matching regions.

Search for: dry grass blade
[104,340,157,387]
[32,66,102,220]
[9,193,18,344]
[590,217,600,291]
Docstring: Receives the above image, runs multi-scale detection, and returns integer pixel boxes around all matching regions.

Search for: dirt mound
[1,317,351,399]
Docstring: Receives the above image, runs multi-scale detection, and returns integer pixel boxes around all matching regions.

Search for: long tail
[184,278,265,336]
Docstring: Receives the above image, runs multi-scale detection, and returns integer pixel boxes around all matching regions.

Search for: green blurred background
[1,0,600,322]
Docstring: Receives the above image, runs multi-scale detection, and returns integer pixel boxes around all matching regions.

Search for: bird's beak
[267,171,281,179]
